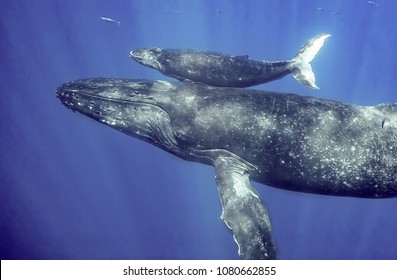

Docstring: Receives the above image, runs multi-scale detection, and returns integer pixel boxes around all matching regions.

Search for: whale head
[56,78,178,148]
[129,48,165,71]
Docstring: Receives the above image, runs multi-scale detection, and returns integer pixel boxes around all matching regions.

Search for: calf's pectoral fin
[214,155,277,260]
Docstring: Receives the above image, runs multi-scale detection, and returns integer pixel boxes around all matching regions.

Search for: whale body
[130,34,331,89]
[56,78,397,259]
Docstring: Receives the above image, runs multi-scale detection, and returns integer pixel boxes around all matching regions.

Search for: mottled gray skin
[56,78,397,259]
[130,48,291,88]
[129,33,331,90]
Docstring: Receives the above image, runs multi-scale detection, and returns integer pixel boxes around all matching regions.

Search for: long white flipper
[214,155,276,260]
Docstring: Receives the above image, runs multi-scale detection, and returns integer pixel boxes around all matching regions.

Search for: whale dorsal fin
[214,155,277,260]
[235,55,249,60]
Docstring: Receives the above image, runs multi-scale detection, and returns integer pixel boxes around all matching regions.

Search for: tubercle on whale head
[56,78,175,101]
[129,47,164,70]
[56,78,179,148]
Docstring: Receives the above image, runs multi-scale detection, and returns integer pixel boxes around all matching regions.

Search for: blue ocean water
[1,0,397,260]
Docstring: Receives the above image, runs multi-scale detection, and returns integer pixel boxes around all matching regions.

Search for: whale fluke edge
[291,33,331,89]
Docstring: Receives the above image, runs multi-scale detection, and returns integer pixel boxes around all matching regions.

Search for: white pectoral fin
[214,155,277,260]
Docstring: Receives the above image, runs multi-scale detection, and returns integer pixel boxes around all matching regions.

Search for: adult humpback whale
[130,34,330,89]
[56,78,397,259]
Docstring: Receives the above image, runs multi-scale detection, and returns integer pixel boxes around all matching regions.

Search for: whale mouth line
[129,50,164,71]
[56,86,156,109]
[57,90,150,104]
[129,50,142,59]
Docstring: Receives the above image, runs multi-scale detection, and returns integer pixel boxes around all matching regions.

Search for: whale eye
[127,91,140,96]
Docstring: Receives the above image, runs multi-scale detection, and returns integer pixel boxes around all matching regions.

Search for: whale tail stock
[290,33,331,89]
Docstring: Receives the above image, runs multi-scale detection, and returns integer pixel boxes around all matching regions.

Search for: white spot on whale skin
[152,80,176,91]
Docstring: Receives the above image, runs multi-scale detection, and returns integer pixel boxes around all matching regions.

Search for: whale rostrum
[57,78,397,259]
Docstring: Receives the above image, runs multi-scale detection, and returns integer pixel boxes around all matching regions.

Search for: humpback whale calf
[130,34,330,89]
[56,78,397,259]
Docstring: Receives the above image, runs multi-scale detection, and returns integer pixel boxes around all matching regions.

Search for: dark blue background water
[1,0,397,260]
